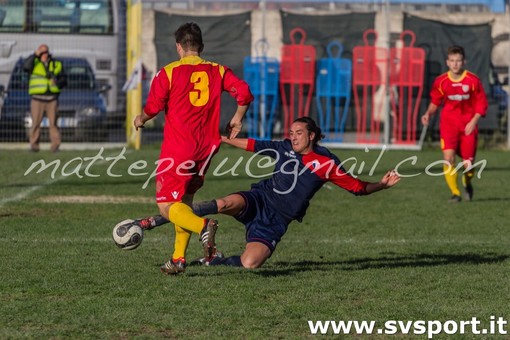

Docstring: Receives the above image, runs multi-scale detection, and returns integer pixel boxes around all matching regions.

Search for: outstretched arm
[221,135,249,149]
[365,170,401,194]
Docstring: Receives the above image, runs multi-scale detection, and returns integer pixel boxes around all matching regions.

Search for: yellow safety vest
[28,59,63,95]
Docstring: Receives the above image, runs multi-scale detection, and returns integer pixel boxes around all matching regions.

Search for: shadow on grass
[162,252,509,277]
[255,252,509,277]
[0,213,17,218]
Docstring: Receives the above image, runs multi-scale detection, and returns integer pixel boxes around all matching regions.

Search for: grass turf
[0,144,509,338]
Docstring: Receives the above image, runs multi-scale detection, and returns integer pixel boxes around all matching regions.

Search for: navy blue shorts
[234,189,288,254]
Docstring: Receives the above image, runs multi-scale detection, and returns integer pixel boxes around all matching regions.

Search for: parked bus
[0,0,126,140]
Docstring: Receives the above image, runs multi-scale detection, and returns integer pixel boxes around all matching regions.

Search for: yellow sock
[444,164,460,196]
[168,202,205,234]
[172,224,192,260]
[462,169,475,187]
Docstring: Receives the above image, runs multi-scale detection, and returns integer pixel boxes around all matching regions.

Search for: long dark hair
[293,117,324,147]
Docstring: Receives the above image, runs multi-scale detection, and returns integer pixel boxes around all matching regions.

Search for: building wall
[141,8,509,86]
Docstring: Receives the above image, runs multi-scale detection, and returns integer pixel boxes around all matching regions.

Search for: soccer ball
[112,219,143,250]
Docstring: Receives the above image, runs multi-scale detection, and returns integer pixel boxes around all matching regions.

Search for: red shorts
[440,121,478,162]
[155,156,215,203]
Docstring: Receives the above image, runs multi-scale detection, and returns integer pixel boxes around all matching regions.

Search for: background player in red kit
[134,22,253,274]
[421,45,488,203]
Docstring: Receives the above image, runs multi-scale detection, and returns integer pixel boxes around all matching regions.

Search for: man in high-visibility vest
[23,44,67,152]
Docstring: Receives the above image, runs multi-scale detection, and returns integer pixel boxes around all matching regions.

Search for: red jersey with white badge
[430,70,488,127]
[144,55,253,161]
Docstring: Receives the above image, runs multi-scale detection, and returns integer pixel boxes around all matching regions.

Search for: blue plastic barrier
[316,41,352,142]
[243,40,280,139]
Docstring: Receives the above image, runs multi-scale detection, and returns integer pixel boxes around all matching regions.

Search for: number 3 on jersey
[189,71,209,107]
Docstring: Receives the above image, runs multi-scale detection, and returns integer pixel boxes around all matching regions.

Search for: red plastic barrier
[280,28,316,137]
[352,29,388,143]
[389,30,425,144]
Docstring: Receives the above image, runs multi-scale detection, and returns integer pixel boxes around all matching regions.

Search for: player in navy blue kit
[134,117,400,270]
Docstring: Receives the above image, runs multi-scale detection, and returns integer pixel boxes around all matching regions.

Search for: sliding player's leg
[133,199,218,231]
[207,191,284,269]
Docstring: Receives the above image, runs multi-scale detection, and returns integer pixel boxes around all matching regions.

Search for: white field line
[0,182,52,208]
[0,236,166,244]
[309,238,510,245]
[0,237,504,246]
[38,195,154,204]
[0,142,126,150]
[0,149,134,209]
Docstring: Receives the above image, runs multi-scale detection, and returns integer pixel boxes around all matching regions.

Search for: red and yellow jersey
[429,70,488,125]
[144,55,253,160]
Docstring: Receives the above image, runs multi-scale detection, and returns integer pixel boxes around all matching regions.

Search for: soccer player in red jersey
[133,22,253,274]
[421,45,488,203]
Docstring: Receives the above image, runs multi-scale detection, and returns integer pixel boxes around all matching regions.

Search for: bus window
[0,0,112,34]
[34,0,112,34]
[0,2,25,32]
[34,0,75,33]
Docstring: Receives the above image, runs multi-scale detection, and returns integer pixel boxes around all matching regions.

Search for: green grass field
[0,143,509,338]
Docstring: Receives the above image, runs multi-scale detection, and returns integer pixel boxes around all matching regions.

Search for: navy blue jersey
[246,139,368,223]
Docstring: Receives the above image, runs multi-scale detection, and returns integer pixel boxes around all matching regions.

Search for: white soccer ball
[112,219,143,250]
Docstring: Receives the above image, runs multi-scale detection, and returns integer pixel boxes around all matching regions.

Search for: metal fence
[1,0,508,149]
